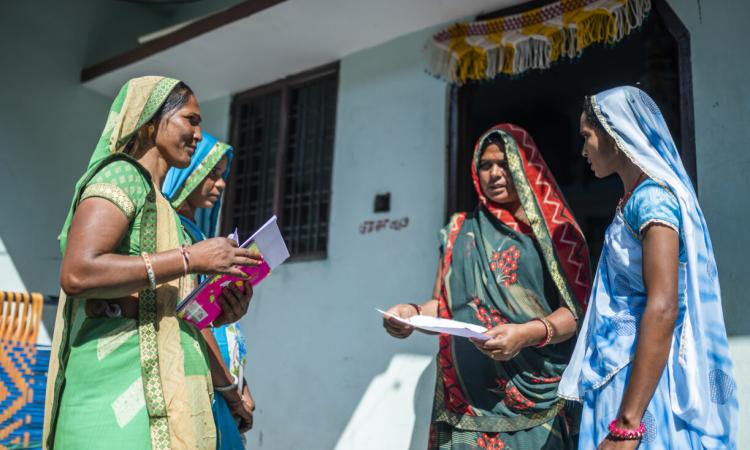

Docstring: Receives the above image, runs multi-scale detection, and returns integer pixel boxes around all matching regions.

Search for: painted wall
[83,0,246,66]
[0,0,249,347]
[662,1,750,337]
[0,0,240,297]
[238,1,750,447]
[1,0,748,448]
[199,95,232,140]
[664,0,750,444]
[238,28,446,449]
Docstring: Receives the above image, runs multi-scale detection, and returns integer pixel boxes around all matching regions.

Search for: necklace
[617,172,646,210]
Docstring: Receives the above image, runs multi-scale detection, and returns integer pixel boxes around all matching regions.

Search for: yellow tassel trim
[428,0,651,84]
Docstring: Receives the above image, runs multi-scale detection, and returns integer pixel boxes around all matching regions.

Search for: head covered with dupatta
[433,123,591,431]
[586,86,737,439]
[57,76,185,253]
[470,124,591,310]
[46,76,218,449]
[162,132,233,241]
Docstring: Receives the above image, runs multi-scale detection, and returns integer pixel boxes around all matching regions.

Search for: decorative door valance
[428,0,651,84]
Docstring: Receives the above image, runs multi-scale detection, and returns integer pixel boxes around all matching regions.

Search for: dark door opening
[447,0,694,261]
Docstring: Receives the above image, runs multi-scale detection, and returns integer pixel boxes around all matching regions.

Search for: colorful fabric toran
[427,0,651,83]
[429,124,591,449]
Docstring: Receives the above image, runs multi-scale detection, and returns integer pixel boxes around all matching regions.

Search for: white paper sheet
[238,215,290,270]
[377,309,489,340]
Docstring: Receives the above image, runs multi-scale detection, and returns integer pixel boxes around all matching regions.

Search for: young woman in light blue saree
[163,132,253,450]
[558,87,737,449]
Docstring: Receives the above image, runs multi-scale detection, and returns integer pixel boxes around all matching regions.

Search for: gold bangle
[179,245,191,276]
[141,252,157,290]
[533,317,554,348]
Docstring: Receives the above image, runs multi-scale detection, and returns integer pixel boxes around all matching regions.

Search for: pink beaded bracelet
[608,419,645,440]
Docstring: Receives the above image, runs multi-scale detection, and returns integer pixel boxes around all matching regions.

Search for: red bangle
[532,317,553,347]
[608,419,645,440]
[408,303,422,315]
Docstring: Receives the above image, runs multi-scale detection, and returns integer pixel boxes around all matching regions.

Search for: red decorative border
[472,124,591,308]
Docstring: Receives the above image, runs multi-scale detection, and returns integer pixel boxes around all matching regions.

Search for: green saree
[429,124,591,450]
[43,77,216,450]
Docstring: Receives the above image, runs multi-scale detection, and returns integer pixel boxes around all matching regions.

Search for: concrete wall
[237,1,750,447]
[1,0,748,448]
[238,28,446,449]
[0,0,240,297]
[664,0,750,443]
[2,2,107,296]
[669,0,750,335]
[662,1,750,336]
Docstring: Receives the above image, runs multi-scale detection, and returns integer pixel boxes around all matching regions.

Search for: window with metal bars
[223,64,338,260]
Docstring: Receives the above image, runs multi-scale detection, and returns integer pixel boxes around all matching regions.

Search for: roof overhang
[82,0,528,101]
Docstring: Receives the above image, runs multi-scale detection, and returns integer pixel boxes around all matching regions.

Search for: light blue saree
[558,87,737,449]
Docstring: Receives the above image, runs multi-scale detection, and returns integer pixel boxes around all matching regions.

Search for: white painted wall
[0,0,240,338]
[0,0,243,295]
[199,95,232,142]
[664,1,750,335]
[0,235,51,345]
[1,0,747,448]
[237,2,750,447]
[664,0,750,442]
[0,236,26,294]
[238,28,446,450]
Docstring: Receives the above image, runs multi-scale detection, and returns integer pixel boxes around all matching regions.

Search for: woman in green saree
[43,76,260,450]
[383,124,591,449]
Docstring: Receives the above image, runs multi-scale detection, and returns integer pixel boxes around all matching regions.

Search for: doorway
[447,0,694,260]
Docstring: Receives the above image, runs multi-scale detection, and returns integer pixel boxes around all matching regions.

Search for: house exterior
[1,0,747,448]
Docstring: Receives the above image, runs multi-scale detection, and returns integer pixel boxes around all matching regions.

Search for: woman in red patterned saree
[383,124,591,449]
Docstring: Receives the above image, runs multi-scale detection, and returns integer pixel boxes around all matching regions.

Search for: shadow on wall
[409,359,436,450]
[333,354,436,450]
[0,235,27,293]
[0,234,52,345]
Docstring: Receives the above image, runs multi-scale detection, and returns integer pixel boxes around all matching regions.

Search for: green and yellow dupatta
[44,77,215,450]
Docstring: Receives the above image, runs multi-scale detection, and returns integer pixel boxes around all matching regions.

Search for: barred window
[224,64,338,260]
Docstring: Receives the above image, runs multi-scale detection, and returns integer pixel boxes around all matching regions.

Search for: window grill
[225,65,338,260]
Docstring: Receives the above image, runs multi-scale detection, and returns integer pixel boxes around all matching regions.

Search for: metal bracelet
[179,245,191,276]
[534,317,554,348]
[141,252,157,290]
[214,382,239,393]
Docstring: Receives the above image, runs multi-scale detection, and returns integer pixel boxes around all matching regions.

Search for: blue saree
[558,87,737,449]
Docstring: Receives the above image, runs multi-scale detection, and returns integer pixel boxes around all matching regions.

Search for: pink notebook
[177,216,289,329]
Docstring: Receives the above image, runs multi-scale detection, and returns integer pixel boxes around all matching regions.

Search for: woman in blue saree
[163,132,253,450]
[558,87,737,449]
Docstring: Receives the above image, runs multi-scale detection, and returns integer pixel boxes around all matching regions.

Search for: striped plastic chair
[0,292,50,450]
